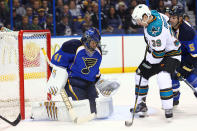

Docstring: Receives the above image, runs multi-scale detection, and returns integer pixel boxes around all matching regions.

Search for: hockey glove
[176,64,194,79]
[95,78,120,97]
[160,57,180,74]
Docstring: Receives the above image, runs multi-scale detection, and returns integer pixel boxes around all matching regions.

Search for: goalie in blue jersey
[49,27,102,114]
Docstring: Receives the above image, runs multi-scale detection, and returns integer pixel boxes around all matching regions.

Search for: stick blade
[13,114,21,126]
[74,113,95,124]
[125,120,133,127]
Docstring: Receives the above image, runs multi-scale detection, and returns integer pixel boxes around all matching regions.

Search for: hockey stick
[176,72,197,97]
[125,46,148,127]
[0,113,21,126]
[41,48,95,124]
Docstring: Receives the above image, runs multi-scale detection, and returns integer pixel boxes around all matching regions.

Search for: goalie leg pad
[31,99,92,121]
[96,97,113,118]
[47,65,68,95]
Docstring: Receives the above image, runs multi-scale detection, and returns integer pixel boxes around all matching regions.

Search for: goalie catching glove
[95,78,120,97]
[47,65,68,96]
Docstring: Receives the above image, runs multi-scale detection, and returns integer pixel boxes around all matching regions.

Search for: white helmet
[132,4,151,21]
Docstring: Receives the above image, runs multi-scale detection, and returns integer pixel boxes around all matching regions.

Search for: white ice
[1,73,197,131]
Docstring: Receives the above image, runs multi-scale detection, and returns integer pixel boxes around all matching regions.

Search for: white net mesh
[0,31,50,120]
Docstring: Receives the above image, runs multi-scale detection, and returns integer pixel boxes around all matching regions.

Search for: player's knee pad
[157,71,172,90]
[135,85,149,96]
[160,88,173,100]
[187,73,197,87]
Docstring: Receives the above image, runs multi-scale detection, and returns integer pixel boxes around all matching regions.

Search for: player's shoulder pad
[147,10,162,37]
[179,21,195,41]
[61,39,83,54]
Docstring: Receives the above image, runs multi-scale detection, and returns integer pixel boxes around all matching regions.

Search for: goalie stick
[0,114,21,126]
[41,48,95,124]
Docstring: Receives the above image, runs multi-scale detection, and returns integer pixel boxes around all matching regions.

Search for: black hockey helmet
[169,6,184,17]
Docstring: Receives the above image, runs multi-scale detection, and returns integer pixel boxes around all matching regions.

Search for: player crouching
[30,27,119,123]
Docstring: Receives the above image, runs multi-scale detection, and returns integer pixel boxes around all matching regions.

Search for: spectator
[100,0,108,15]
[81,13,92,33]
[157,0,166,13]
[105,6,124,34]
[91,3,108,32]
[42,0,52,14]
[41,14,54,35]
[38,8,46,25]
[15,15,31,30]
[24,0,35,8]
[32,0,41,16]
[164,0,171,7]
[56,15,72,36]
[12,8,22,30]
[69,0,84,21]
[84,4,93,16]
[80,0,93,14]
[128,0,138,10]
[0,1,10,27]
[115,0,127,10]
[30,15,42,30]
[26,7,33,24]
[69,0,84,35]
[13,0,26,17]
[123,7,142,34]
[117,1,127,30]
[60,5,72,23]
[56,0,64,23]
[171,0,183,9]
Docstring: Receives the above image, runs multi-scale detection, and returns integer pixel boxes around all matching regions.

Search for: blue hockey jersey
[174,21,197,57]
[51,39,102,82]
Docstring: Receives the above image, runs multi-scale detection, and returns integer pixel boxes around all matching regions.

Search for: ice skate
[130,102,148,118]
[165,109,173,122]
[173,100,179,108]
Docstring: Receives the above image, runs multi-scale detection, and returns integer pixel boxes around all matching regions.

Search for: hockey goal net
[0,30,51,121]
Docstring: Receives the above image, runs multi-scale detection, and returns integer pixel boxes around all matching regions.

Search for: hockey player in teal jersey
[130,4,181,120]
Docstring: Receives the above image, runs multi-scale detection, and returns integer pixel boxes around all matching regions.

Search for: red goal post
[0,30,51,120]
[19,30,51,119]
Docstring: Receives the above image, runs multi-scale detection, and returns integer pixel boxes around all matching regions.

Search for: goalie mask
[81,27,101,52]
[132,4,151,26]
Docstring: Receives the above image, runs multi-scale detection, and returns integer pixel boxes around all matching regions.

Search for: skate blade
[137,112,148,118]
[166,117,173,123]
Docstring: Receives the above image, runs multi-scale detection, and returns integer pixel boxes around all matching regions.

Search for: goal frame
[18,30,51,120]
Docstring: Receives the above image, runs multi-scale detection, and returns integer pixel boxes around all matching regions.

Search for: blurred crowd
[0,0,195,36]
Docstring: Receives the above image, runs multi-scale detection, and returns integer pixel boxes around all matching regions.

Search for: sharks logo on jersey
[81,57,98,74]
[150,26,161,36]
[147,10,162,37]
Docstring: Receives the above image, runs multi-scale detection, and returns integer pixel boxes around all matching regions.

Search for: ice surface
[1,73,197,131]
